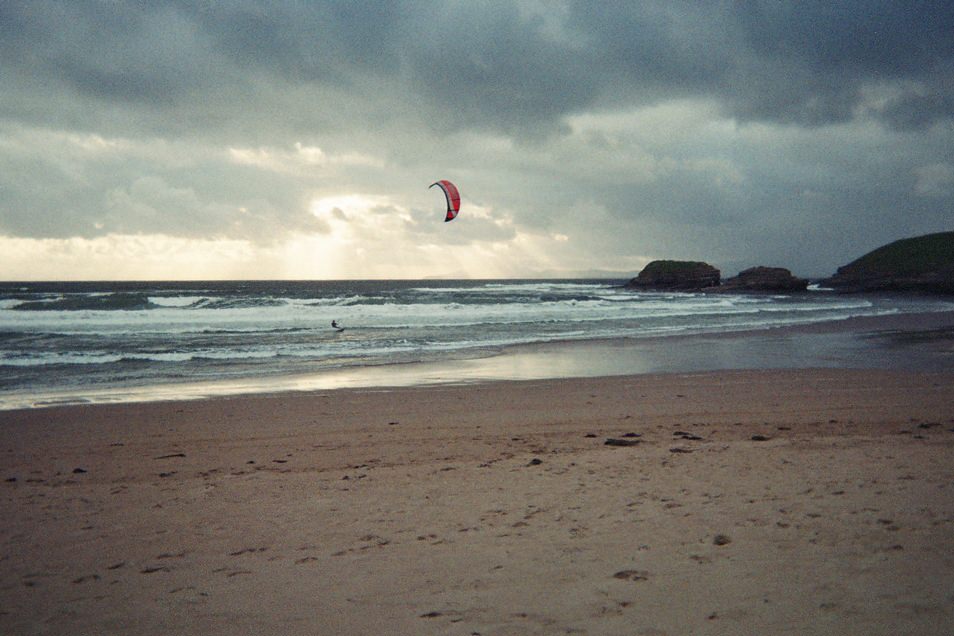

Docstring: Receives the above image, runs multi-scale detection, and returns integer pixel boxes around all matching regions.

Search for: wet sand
[2,367,954,635]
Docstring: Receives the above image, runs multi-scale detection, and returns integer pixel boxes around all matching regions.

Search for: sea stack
[719,266,808,292]
[626,260,720,291]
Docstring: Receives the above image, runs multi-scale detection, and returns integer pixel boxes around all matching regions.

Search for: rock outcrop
[626,260,720,291]
[822,231,954,293]
[719,266,808,292]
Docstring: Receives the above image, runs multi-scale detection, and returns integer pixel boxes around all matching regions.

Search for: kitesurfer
[331,320,344,332]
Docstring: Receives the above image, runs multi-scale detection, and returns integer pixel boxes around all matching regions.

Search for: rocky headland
[822,231,954,294]
[626,232,954,294]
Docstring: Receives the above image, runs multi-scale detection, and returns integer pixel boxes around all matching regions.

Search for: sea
[2,279,953,409]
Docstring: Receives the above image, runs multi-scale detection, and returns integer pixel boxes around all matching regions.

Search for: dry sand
[2,368,953,635]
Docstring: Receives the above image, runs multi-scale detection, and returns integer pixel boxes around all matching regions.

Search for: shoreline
[4,309,954,410]
[2,367,953,634]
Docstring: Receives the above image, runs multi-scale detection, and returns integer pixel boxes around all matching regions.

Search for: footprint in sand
[605,438,640,447]
[228,547,268,556]
[72,574,100,584]
[613,570,650,581]
[156,551,188,560]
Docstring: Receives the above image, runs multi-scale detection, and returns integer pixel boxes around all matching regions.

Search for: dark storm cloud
[400,3,597,136]
[171,0,407,83]
[567,1,954,129]
[727,0,954,128]
[0,2,210,104]
[3,2,953,136]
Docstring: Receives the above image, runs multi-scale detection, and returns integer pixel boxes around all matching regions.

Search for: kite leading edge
[430,180,461,222]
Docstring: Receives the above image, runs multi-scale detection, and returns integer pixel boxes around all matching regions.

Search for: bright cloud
[228,143,383,174]
[0,234,266,280]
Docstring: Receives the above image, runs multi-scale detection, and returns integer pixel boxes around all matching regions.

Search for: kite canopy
[430,180,461,222]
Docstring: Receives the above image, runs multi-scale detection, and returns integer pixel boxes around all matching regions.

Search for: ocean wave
[330,295,380,306]
[0,350,277,367]
[10,293,157,312]
[186,297,288,310]
[197,326,313,335]
[3,280,953,402]
[0,352,124,366]
[148,295,208,308]
[411,282,610,293]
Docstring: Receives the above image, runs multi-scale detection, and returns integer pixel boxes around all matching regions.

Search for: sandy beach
[2,366,953,635]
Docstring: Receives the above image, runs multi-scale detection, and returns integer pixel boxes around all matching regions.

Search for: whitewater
[2,279,952,408]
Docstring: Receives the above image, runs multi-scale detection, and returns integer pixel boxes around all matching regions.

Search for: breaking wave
[11,293,158,312]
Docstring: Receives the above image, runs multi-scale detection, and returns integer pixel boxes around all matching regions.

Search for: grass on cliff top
[842,231,954,276]
[643,260,712,273]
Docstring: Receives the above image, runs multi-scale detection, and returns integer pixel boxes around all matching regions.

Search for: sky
[1,1,953,280]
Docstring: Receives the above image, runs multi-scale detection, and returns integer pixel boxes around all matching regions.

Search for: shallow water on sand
[8,311,954,409]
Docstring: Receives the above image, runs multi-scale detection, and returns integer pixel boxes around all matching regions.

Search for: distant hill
[823,231,954,293]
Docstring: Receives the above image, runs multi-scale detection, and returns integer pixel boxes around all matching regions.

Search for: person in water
[331,320,344,332]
